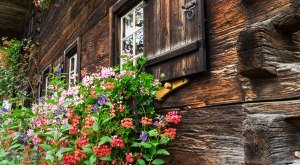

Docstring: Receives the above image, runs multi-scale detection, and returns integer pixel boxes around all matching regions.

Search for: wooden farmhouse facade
[1,0,300,164]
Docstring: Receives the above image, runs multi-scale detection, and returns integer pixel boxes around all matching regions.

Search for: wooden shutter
[144,0,206,81]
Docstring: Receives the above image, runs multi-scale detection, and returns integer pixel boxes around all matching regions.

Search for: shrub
[0,54,182,165]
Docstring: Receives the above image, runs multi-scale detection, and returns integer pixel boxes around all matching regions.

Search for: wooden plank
[145,40,200,66]
[159,104,245,164]
[243,100,300,164]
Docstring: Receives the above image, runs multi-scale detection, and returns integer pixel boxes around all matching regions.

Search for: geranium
[121,118,133,129]
[0,55,182,164]
[166,111,182,124]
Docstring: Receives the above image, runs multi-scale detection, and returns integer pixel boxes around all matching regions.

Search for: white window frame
[120,2,144,66]
[68,53,78,87]
[44,74,49,96]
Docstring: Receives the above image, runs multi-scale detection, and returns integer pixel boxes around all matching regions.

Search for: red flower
[69,126,79,135]
[110,136,125,148]
[77,135,89,148]
[62,149,86,164]
[166,111,182,124]
[84,114,94,129]
[71,116,80,127]
[118,105,124,112]
[141,117,152,126]
[93,145,112,158]
[125,153,134,163]
[7,130,14,134]
[164,128,177,139]
[121,118,133,129]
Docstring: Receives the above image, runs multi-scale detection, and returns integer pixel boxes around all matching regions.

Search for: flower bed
[0,55,182,164]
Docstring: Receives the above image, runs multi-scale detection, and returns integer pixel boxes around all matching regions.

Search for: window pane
[135,4,143,29]
[70,57,75,71]
[135,30,143,55]
[123,35,134,54]
[122,12,134,38]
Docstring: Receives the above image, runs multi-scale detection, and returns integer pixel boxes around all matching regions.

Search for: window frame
[64,37,81,87]
[120,2,144,66]
[39,64,52,98]
[109,0,143,67]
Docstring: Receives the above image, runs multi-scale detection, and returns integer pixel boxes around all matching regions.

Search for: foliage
[0,54,182,164]
[33,0,57,8]
[0,38,32,102]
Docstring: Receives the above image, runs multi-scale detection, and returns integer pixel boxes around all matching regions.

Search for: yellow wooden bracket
[155,78,189,101]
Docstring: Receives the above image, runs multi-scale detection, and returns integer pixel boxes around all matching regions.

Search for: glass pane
[70,57,75,71]
[135,4,144,29]
[122,12,134,38]
[122,35,134,54]
[135,30,143,55]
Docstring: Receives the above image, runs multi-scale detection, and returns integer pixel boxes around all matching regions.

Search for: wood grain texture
[159,104,245,165]
[243,100,300,164]
[24,0,300,164]
[144,0,206,80]
[0,0,31,38]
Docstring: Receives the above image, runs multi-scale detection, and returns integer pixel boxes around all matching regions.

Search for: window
[120,2,144,65]
[39,65,51,98]
[68,53,78,85]
[109,0,143,66]
[110,0,206,81]
[64,38,81,87]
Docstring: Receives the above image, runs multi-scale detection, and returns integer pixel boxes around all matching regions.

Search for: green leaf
[89,154,97,165]
[39,144,53,151]
[142,154,151,161]
[98,136,112,145]
[151,158,165,165]
[141,142,152,148]
[148,130,158,137]
[93,120,99,132]
[100,155,111,161]
[84,160,91,165]
[102,117,113,123]
[156,149,170,155]
[83,146,93,154]
[0,160,10,164]
[56,147,73,159]
[131,142,141,148]
[9,144,22,149]
[53,131,59,141]
[45,153,54,163]
[137,159,146,165]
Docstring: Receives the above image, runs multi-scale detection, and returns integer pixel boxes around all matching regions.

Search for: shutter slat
[145,0,206,80]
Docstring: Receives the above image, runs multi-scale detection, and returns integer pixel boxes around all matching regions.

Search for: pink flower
[33,135,42,145]
[166,111,182,124]
[125,153,134,163]
[101,67,115,78]
[110,136,125,148]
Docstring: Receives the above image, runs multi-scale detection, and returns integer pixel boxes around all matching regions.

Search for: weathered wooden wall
[30,0,300,164]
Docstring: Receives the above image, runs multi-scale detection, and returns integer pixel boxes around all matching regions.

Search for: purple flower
[140,133,147,142]
[56,117,61,122]
[55,65,63,76]
[98,96,106,106]
[153,121,159,126]
[93,104,98,113]
[1,107,7,113]
[24,141,28,146]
